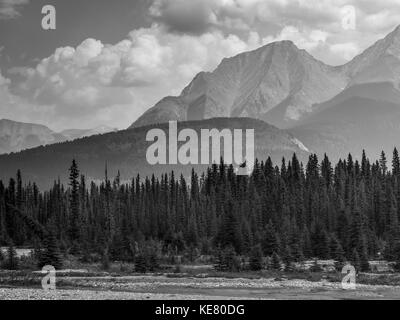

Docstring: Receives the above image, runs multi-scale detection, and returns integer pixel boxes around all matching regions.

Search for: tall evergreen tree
[68,159,81,246]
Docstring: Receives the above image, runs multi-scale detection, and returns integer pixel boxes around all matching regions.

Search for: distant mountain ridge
[0,118,309,188]
[0,119,117,154]
[60,125,117,141]
[0,119,65,155]
[290,82,400,160]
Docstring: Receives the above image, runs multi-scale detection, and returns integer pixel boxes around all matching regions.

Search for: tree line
[1,149,400,272]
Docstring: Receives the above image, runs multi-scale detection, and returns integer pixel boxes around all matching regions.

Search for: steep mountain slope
[343,26,400,87]
[0,119,66,154]
[131,41,347,129]
[0,118,309,188]
[290,83,400,160]
[288,23,400,161]
[130,25,400,132]
[308,82,400,114]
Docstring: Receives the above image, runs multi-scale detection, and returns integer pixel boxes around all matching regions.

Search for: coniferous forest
[2,149,400,273]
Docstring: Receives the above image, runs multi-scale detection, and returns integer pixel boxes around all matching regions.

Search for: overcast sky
[1,0,400,131]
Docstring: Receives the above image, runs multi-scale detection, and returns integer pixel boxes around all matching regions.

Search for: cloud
[263,26,329,52]
[0,0,29,19]
[149,0,400,64]
[0,68,10,86]
[3,0,400,130]
[0,68,50,126]
[4,25,261,130]
[330,42,359,61]
[150,0,218,35]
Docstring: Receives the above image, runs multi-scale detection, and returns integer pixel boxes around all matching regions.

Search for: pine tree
[270,252,282,271]
[147,247,160,272]
[392,240,400,271]
[214,248,225,272]
[68,159,81,249]
[101,248,110,270]
[359,247,370,272]
[262,222,279,256]
[134,244,160,273]
[249,244,263,271]
[5,242,18,270]
[39,232,63,270]
[134,253,147,273]
[351,248,361,272]
[281,245,295,272]
[214,246,240,272]
[311,226,330,259]
[393,148,400,177]
[218,197,242,253]
[329,235,345,262]
[223,246,240,272]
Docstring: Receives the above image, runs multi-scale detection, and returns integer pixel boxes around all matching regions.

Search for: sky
[0,0,400,131]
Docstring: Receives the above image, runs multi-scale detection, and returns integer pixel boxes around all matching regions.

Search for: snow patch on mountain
[291,138,310,153]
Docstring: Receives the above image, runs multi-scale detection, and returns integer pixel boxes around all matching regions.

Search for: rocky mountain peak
[130,26,400,129]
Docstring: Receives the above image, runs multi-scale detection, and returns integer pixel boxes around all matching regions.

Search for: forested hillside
[1,149,400,272]
[0,118,308,188]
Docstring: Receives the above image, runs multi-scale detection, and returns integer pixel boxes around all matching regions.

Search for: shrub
[214,246,241,272]
[2,244,18,270]
[134,243,160,273]
[309,259,323,272]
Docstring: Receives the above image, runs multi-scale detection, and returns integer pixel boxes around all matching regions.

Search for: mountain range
[131,25,400,161]
[0,118,308,187]
[2,25,400,186]
[132,26,400,130]
[0,119,117,154]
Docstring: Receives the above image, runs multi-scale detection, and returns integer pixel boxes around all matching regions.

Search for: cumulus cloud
[0,0,29,19]
[263,26,329,52]
[148,0,400,64]
[4,25,261,130]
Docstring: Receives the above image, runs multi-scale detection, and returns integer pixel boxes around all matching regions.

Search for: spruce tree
[68,159,81,250]
[223,246,240,272]
[262,222,279,256]
[393,240,400,271]
[134,253,147,273]
[351,248,361,272]
[360,247,370,272]
[270,252,282,271]
[214,248,225,272]
[101,248,110,270]
[5,243,18,270]
[39,232,63,270]
[329,235,345,262]
[249,244,263,271]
